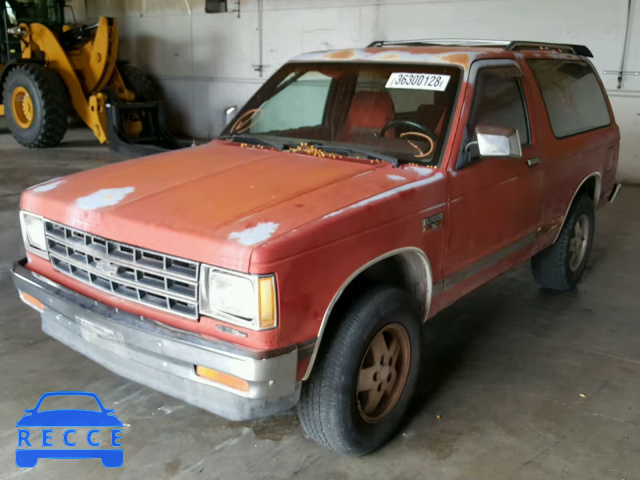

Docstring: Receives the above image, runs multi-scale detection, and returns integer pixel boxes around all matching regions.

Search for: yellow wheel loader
[1,0,181,154]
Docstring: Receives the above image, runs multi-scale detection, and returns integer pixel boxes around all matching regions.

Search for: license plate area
[77,317,129,359]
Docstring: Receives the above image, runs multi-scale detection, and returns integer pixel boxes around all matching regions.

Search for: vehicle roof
[291,45,584,70]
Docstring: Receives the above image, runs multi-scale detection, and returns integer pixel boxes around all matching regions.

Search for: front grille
[45,221,200,319]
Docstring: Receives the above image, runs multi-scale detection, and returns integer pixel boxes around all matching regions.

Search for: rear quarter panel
[518,56,620,239]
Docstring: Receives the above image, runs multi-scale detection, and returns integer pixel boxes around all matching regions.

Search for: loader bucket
[104,88,193,157]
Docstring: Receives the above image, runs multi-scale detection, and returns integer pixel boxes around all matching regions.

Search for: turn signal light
[19,291,44,312]
[258,276,276,329]
[195,366,249,393]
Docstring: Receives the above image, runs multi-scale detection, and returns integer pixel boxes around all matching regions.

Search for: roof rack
[367,38,593,58]
[507,41,592,57]
[367,38,510,48]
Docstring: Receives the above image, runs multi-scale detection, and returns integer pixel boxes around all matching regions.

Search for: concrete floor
[0,123,638,480]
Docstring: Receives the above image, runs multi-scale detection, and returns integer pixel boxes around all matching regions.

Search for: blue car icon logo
[16,391,123,468]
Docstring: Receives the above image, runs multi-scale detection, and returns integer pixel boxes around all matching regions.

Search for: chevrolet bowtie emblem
[95,260,120,276]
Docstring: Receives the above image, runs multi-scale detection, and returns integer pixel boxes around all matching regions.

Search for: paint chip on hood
[387,175,406,182]
[76,187,135,210]
[323,172,443,219]
[408,166,433,176]
[31,178,64,192]
[229,222,279,246]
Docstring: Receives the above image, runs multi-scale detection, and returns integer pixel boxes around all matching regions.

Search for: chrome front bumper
[12,260,307,421]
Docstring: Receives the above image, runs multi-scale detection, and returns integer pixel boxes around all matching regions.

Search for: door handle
[527,157,541,167]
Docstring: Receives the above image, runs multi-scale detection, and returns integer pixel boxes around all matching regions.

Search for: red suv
[13,39,620,455]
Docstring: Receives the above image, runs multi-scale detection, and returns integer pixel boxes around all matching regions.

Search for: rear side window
[528,60,610,138]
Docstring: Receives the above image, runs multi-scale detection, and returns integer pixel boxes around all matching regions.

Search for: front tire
[297,286,421,455]
[2,64,69,148]
[532,194,595,291]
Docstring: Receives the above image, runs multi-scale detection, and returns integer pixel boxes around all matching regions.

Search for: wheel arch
[302,247,433,381]
[553,172,602,244]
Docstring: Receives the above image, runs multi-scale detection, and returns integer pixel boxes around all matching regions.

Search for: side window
[528,60,610,138]
[251,71,332,133]
[468,67,530,146]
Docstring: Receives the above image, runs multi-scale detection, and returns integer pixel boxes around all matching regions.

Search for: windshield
[5,0,63,27]
[223,62,461,166]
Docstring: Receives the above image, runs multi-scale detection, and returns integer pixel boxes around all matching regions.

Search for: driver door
[443,59,544,293]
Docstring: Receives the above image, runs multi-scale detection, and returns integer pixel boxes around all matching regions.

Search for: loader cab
[1,2,22,63]
[1,0,65,63]
[3,0,65,29]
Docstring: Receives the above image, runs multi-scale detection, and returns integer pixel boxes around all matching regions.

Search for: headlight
[7,26,26,36]
[20,211,48,258]
[199,266,277,330]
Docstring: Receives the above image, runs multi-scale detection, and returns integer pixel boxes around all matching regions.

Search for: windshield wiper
[304,142,399,168]
[219,134,285,151]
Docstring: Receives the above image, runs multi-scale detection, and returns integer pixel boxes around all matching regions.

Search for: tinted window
[469,67,530,145]
[528,60,610,138]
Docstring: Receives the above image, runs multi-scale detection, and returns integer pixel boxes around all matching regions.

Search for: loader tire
[119,65,162,102]
[2,64,69,148]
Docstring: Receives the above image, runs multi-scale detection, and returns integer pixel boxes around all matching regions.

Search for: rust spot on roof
[440,53,472,68]
[381,53,401,60]
[325,50,356,60]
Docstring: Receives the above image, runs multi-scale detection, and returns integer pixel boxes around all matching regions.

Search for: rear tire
[532,194,595,291]
[297,286,421,455]
[118,64,162,102]
[2,64,69,148]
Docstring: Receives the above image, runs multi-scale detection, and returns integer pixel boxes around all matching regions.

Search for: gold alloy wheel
[11,86,35,129]
[357,323,411,423]
[568,213,589,272]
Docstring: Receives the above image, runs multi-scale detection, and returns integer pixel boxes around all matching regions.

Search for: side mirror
[474,126,522,158]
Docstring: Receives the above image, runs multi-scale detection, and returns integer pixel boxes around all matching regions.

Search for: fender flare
[552,172,602,244]
[302,246,433,381]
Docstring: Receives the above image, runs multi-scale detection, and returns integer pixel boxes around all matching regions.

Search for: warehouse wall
[82,0,640,182]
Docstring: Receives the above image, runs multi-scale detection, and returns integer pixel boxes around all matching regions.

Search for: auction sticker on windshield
[386,73,450,91]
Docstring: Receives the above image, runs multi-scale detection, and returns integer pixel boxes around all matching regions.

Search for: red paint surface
[21,48,620,373]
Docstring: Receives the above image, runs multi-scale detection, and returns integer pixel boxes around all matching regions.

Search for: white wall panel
[83,0,640,182]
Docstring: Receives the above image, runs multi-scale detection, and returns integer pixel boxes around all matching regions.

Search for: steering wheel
[379,120,437,141]
[378,120,438,159]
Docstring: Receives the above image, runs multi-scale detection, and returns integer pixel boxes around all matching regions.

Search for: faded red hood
[22,141,436,271]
